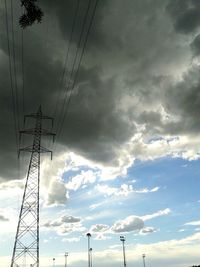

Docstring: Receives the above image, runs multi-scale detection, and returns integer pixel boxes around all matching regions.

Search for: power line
[20,6,26,181]
[4,0,19,151]
[10,0,20,130]
[55,0,99,146]
[21,14,25,117]
[53,0,81,123]
[55,0,96,140]
[55,0,93,139]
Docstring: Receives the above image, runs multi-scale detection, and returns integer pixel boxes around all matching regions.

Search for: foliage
[19,0,43,28]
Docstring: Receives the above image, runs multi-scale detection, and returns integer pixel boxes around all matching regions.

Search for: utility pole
[142,254,146,267]
[65,252,68,267]
[11,106,55,267]
[120,236,126,267]
[86,233,91,267]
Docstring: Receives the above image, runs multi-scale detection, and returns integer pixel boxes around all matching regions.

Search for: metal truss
[11,106,55,267]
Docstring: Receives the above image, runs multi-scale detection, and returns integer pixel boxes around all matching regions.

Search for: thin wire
[21,15,25,118]
[55,0,99,146]
[21,6,26,181]
[4,0,19,151]
[53,0,80,123]
[55,0,92,141]
[10,0,20,131]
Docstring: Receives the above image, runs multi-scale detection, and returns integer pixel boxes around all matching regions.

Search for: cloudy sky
[0,0,200,266]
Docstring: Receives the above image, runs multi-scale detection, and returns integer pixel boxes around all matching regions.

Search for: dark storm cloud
[0,0,140,180]
[40,0,107,50]
[0,0,131,179]
[164,67,200,134]
[0,2,63,180]
[0,0,200,181]
[58,66,136,164]
[167,0,200,34]
[190,34,200,57]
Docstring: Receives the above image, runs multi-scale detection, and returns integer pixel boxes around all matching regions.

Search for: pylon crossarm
[40,128,55,138]
[18,146,33,157]
[20,128,55,138]
[20,129,35,136]
[40,146,53,159]
[19,145,53,156]
[24,114,54,125]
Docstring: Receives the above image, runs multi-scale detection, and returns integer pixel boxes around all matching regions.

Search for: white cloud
[96,184,122,197]
[185,220,200,226]
[89,224,111,240]
[58,223,86,235]
[0,214,9,222]
[41,151,68,187]
[140,227,157,235]
[111,216,144,233]
[111,208,171,234]
[41,134,200,189]
[0,208,19,233]
[89,202,104,210]
[135,186,160,193]
[39,151,70,206]
[62,237,81,243]
[0,179,24,190]
[61,215,81,223]
[42,214,84,236]
[130,135,200,163]
[90,224,110,233]
[65,170,97,191]
[141,208,171,221]
[96,183,159,197]
[45,177,68,206]
[43,215,81,228]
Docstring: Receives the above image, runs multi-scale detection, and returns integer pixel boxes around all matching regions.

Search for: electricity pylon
[11,106,55,267]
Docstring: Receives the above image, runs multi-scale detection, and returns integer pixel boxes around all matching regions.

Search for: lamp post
[65,252,68,267]
[142,254,146,267]
[89,248,93,267]
[53,258,55,267]
[86,233,91,267]
[120,236,126,267]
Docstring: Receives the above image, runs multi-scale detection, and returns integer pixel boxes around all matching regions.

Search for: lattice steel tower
[11,106,55,267]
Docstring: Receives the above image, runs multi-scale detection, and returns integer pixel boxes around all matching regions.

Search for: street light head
[65,252,68,256]
[120,235,125,241]
[142,254,146,258]
[87,232,91,237]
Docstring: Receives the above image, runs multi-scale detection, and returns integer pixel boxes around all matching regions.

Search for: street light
[142,254,146,267]
[89,248,93,267]
[86,233,92,267]
[120,236,126,267]
[53,258,55,267]
[65,252,68,267]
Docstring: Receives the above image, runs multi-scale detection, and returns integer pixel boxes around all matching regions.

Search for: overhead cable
[55,0,99,145]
